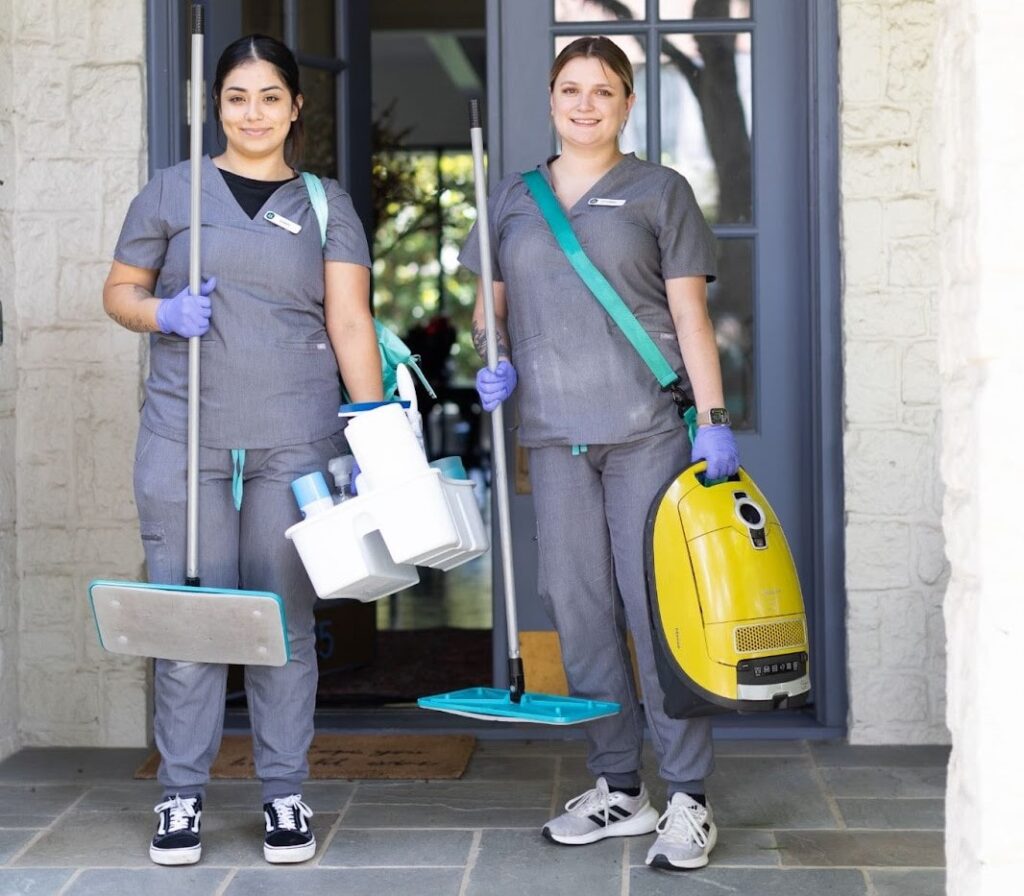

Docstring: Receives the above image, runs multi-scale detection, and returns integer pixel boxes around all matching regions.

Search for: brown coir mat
[135,734,475,781]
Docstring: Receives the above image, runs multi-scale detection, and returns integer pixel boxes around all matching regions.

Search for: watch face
[710,408,730,425]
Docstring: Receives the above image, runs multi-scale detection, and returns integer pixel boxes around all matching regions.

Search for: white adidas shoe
[542,777,659,845]
[645,793,717,870]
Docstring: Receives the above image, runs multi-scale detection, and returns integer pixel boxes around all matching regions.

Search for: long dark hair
[212,34,305,166]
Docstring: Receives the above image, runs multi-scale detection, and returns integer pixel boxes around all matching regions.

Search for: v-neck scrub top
[459,154,717,448]
[114,155,371,449]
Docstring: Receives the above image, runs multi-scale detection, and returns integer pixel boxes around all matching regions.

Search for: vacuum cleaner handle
[469,99,525,701]
[185,3,204,586]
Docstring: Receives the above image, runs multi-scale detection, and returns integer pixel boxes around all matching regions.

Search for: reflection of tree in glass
[584,0,754,426]
[370,108,479,385]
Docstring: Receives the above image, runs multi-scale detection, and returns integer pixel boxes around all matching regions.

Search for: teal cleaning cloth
[231,449,246,511]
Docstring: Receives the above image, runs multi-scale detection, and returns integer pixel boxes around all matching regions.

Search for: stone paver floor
[0,738,947,895]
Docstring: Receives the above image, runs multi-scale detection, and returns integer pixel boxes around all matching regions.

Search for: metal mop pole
[186,3,204,586]
[469,99,525,702]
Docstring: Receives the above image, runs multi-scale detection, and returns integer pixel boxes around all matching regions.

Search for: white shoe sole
[149,843,201,866]
[543,805,660,845]
[646,822,718,871]
[264,838,317,864]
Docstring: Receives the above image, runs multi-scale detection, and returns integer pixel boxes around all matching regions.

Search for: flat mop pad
[89,580,289,666]
[418,687,619,725]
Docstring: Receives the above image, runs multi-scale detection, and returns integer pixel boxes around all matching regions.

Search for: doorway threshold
[225,706,844,741]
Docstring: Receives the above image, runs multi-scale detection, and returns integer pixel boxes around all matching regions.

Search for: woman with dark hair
[460,36,738,872]
[103,34,381,865]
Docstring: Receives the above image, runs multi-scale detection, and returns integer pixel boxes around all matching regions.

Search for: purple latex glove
[475,360,518,412]
[691,424,740,481]
[156,276,217,338]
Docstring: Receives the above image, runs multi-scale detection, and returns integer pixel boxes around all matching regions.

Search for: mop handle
[469,100,524,697]
[186,3,204,585]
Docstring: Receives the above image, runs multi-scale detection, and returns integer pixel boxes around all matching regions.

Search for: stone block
[902,340,939,405]
[846,518,912,589]
[10,55,65,119]
[842,141,920,200]
[889,238,939,288]
[842,104,913,143]
[89,0,145,61]
[19,663,100,730]
[0,415,14,528]
[845,591,882,668]
[16,158,102,214]
[100,668,149,747]
[840,3,885,103]
[16,369,74,459]
[844,428,933,515]
[843,288,928,339]
[877,591,929,667]
[915,524,948,586]
[850,668,930,726]
[12,218,60,322]
[59,260,113,321]
[844,340,899,424]
[102,158,147,254]
[842,199,884,288]
[885,197,935,240]
[70,64,144,154]
[0,530,15,633]
[19,324,138,370]
[19,574,75,631]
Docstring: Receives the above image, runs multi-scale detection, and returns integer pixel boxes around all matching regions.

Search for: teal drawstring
[231,449,246,510]
[571,444,588,456]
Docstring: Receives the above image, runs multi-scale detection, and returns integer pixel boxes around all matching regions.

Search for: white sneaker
[645,793,717,870]
[542,777,659,845]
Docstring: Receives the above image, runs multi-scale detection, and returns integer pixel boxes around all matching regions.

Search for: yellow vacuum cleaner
[646,456,811,718]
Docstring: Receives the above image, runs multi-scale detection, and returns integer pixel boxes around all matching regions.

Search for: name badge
[264,211,302,234]
[588,198,625,207]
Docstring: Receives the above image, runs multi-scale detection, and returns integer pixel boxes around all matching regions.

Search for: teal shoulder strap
[300,171,435,401]
[520,169,679,390]
[301,171,328,247]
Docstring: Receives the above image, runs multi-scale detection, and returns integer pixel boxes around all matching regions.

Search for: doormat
[134,734,475,781]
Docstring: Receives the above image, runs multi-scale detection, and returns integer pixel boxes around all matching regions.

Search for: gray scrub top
[459,153,717,448]
[114,155,371,449]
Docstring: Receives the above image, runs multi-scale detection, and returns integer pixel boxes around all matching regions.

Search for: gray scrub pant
[529,428,714,797]
[134,424,345,803]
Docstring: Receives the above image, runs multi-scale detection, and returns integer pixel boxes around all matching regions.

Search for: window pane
[300,66,337,178]
[659,31,751,223]
[659,0,751,20]
[553,34,647,159]
[711,238,754,429]
[241,2,283,40]
[299,0,335,56]
[554,0,646,22]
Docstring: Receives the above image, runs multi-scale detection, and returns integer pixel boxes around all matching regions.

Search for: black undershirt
[219,168,297,219]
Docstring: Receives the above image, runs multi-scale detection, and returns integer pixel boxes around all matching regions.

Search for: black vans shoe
[150,794,202,865]
[263,794,316,863]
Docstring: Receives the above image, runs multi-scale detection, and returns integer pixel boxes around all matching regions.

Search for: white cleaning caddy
[285,379,489,602]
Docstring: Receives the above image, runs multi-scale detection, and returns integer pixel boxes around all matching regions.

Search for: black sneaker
[150,794,202,865]
[263,794,316,863]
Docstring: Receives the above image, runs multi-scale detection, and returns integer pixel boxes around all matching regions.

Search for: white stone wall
[7,0,151,749]
[938,1,1024,892]
[840,0,949,743]
[0,0,20,761]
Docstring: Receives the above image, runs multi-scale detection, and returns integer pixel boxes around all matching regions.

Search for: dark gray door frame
[484,0,845,736]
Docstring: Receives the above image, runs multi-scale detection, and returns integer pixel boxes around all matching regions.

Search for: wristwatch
[696,407,731,426]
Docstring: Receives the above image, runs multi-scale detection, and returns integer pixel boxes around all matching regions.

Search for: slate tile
[465,830,623,896]
[320,828,473,867]
[705,757,837,829]
[810,744,950,768]
[627,866,868,895]
[64,868,230,896]
[0,785,86,828]
[819,766,946,799]
[0,868,74,896]
[224,867,463,895]
[774,830,944,867]
[0,749,152,783]
[837,798,944,830]
[0,830,35,864]
[869,868,946,896]
[627,827,781,867]
[13,811,153,867]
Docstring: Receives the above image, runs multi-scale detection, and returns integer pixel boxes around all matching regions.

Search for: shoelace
[269,795,313,832]
[655,798,709,846]
[564,778,618,824]
[154,795,198,834]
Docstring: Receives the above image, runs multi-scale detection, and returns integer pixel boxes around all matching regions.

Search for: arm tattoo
[472,321,509,360]
[107,284,157,333]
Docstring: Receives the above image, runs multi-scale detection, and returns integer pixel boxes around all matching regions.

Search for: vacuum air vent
[734,620,805,654]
